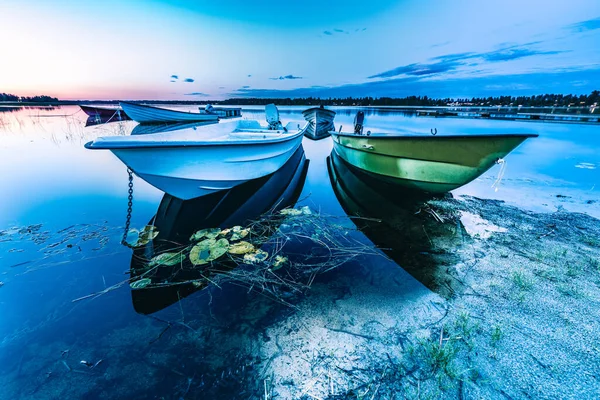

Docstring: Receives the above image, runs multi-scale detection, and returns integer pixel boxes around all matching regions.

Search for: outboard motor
[265,103,283,130]
[354,111,365,135]
[204,104,215,114]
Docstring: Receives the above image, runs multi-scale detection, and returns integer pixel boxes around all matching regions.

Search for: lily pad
[230,226,249,241]
[130,278,151,289]
[271,255,288,271]
[189,238,229,265]
[149,252,185,267]
[244,249,269,264]
[190,228,222,241]
[228,241,255,255]
[132,225,159,246]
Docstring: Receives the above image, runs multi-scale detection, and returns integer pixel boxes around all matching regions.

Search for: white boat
[199,104,242,118]
[302,106,336,140]
[84,105,308,200]
[120,102,219,123]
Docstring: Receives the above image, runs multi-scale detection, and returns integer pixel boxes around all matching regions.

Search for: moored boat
[120,102,219,124]
[84,105,308,200]
[80,105,129,120]
[199,104,242,118]
[302,105,336,140]
[331,111,538,193]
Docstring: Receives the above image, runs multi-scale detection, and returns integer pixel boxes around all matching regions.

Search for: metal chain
[121,168,134,247]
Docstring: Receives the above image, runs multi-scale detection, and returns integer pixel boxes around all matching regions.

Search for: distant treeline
[0,93,59,103]
[216,91,600,107]
[1,91,598,107]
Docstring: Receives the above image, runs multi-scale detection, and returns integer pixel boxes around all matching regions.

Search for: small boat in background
[120,102,219,124]
[80,105,129,120]
[331,111,537,193]
[302,105,336,140]
[84,104,307,200]
[199,104,242,118]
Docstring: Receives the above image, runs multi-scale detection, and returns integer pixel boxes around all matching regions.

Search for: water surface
[0,105,598,398]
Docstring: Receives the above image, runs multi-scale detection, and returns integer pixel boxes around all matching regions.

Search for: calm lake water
[0,105,598,398]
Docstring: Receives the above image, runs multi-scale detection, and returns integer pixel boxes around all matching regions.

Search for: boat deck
[85,120,306,149]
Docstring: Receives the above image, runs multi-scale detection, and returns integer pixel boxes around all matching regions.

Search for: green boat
[331,112,538,193]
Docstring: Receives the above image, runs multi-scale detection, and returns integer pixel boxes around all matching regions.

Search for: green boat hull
[331,132,537,193]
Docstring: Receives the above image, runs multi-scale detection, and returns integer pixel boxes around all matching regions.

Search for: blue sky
[0,0,598,99]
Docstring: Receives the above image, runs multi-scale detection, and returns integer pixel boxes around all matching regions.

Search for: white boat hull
[109,132,304,200]
[120,102,219,123]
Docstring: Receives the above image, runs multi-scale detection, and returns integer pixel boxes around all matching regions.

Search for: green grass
[557,284,585,299]
[512,270,534,291]
[588,255,599,271]
[582,236,599,247]
[491,325,503,346]
[566,263,581,278]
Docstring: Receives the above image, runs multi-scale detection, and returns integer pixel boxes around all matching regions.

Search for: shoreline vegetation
[1,91,598,112]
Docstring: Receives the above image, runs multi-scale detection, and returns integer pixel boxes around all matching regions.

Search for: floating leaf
[271,255,288,271]
[149,252,185,267]
[189,238,229,265]
[230,226,249,241]
[210,238,229,260]
[130,278,151,289]
[228,241,255,255]
[244,249,269,264]
[133,225,159,246]
[190,228,221,241]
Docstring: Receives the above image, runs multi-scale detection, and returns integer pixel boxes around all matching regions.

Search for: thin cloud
[184,92,209,96]
[183,78,195,83]
[242,85,251,88]
[369,60,461,79]
[481,48,564,62]
[370,45,566,79]
[568,17,600,32]
[170,74,179,80]
[269,75,303,80]
[324,27,366,36]
[247,74,252,77]
[231,68,600,99]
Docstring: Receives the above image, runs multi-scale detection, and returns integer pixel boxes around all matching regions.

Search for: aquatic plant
[123,206,382,306]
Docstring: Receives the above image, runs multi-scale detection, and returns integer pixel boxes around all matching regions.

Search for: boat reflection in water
[327,150,467,298]
[85,114,132,127]
[130,146,309,314]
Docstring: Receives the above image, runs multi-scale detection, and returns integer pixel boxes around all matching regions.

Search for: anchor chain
[121,168,135,247]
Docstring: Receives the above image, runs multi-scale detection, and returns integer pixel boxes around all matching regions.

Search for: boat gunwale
[84,127,307,150]
[120,101,219,121]
[332,132,539,140]
[302,107,337,116]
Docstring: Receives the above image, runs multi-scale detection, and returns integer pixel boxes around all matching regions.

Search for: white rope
[491,158,506,192]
